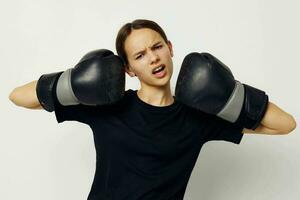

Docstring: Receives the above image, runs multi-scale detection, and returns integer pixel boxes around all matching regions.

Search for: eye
[155,45,163,49]
[135,54,143,60]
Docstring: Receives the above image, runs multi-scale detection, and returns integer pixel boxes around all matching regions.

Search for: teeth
[153,65,164,73]
[154,66,163,72]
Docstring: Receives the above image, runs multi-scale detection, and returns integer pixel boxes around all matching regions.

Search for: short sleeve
[54,101,97,124]
[53,94,122,124]
[203,113,244,144]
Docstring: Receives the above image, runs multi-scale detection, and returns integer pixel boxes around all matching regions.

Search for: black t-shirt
[54,89,244,200]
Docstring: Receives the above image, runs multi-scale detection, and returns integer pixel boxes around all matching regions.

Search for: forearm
[9,80,42,109]
[243,101,297,134]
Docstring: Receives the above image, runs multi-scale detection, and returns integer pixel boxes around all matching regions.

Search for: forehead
[124,28,163,55]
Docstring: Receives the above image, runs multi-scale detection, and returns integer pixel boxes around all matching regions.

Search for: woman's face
[124,28,174,88]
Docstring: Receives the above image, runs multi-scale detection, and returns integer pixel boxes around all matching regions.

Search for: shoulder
[101,89,135,111]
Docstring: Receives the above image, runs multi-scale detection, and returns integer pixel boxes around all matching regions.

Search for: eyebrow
[132,41,162,57]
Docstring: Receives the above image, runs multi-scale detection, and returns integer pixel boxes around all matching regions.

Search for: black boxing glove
[36,49,125,112]
[175,52,268,130]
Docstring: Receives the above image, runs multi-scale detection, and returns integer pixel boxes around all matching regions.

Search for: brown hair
[115,19,169,66]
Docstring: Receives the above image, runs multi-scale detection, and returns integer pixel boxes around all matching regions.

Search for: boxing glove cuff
[56,68,80,106]
[36,71,63,112]
[217,81,245,123]
[237,84,269,130]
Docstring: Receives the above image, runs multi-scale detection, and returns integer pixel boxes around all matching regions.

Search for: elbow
[282,115,297,135]
[8,87,39,109]
[9,88,19,105]
[9,81,42,109]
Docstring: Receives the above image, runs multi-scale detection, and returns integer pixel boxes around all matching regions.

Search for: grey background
[1,0,299,199]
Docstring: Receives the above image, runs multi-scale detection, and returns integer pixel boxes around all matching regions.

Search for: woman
[9,19,296,199]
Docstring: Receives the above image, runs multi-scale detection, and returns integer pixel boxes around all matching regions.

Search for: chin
[155,77,171,87]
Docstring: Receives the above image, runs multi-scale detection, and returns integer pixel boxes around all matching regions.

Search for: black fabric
[54,89,244,200]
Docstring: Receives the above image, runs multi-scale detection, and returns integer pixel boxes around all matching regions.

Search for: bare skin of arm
[9,80,43,110]
[243,102,297,135]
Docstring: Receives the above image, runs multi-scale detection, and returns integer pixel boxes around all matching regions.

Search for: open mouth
[152,64,167,78]
[152,65,165,74]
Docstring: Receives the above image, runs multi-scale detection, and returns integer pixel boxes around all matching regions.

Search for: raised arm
[9,80,43,109]
[174,52,296,135]
[9,49,125,112]
[242,101,296,135]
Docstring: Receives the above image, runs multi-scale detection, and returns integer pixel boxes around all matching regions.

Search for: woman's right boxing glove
[175,52,268,130]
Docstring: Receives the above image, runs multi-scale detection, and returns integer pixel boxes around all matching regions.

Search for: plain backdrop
[1,0,299,199]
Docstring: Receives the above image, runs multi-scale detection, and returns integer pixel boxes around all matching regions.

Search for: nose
[149,50,159,64]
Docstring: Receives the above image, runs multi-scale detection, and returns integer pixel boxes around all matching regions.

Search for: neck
[137,83,174,107]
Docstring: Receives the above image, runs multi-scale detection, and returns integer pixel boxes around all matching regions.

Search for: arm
[9,80,43,109]
[9,49,125,112]
[243,101,297,135]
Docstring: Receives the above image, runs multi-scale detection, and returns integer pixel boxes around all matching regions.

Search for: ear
[125,64,136,77]
[167,40,174,57]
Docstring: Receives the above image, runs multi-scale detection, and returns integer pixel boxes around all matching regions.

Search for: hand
[175,52,268,130]
[36,49,125,112]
